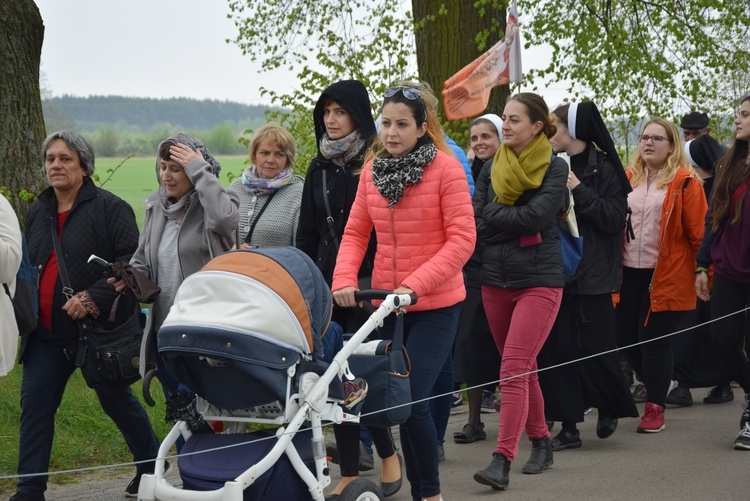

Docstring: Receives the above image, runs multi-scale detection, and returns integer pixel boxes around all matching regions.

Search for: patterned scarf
[491,133,552,205]
[372,140,437,207]
[319,130,366,167]
[241,164,293,194]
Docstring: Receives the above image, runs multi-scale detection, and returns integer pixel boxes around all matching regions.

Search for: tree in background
[521,0,750,142]
[229,0,750,163]
[0,0,47,221]
[228,0,511,168]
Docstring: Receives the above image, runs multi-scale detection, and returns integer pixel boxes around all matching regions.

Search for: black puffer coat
[296,80,377,286]
[474,156,567,288]
[566,144,629,294]
[24,177,139,354]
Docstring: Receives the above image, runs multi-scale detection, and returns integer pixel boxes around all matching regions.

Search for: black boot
[521,437,553,474]
[473,453,511,490]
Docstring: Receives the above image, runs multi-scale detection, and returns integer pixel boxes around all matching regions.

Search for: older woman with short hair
[230,122,304,248]
[13,131,161,500]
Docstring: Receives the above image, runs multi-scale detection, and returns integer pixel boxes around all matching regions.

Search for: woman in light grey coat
[124,133,239,374]
[229,122,303,248]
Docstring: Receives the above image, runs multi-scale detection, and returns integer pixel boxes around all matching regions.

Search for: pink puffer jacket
[332,150,476,311]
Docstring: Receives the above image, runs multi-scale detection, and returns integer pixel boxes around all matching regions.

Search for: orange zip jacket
[625,167,707,312]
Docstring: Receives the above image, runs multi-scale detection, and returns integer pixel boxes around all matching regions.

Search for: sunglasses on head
[384,86,422,101]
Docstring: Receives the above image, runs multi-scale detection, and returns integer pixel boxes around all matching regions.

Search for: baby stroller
[137,247,414,501]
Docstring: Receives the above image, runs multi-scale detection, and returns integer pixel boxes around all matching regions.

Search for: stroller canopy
[161,247,332,356]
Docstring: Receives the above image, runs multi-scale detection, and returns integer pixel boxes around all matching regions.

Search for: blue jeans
[380,305,460,500]
[16,336,160,497]
[428,353,454,445]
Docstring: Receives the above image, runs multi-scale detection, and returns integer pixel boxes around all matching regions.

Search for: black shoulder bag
[51,226,144,393]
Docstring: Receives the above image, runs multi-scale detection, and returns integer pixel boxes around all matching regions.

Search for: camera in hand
[88,254,114,277]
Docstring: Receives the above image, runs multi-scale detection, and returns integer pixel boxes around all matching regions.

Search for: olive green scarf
[491,133,553,205]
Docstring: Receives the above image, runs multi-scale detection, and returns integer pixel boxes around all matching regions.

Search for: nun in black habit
[537,101,640,451]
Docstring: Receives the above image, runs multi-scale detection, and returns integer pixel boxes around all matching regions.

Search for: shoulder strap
[730,179,750,209]
[321,169,340,252]
[244,191,278,245]
[50,225,74,301]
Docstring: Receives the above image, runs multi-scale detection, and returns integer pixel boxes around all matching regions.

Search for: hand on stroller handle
[353,289,418,307]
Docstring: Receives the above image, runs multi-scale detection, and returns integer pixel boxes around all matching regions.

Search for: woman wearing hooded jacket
[296,80,403,498]
[120,133,239,383]
[615,118,707,434]
[537,101,638,451]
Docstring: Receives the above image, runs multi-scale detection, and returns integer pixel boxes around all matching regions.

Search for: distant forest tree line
[42,95,277,157]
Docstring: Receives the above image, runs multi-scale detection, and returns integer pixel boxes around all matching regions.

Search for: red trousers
[482,285,562,461]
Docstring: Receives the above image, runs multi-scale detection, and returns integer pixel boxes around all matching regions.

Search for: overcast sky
[36,0,568,107]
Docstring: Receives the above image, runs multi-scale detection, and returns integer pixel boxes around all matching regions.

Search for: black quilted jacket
[474,156,568,289]
[23,177,139,354]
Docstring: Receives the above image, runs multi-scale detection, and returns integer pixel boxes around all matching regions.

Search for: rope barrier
[1,304,747,481]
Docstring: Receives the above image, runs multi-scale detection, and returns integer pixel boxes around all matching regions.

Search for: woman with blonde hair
[229,122,304,248]
[615,118,707,434]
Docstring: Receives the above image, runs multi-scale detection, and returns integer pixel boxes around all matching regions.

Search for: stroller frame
[138,293,414,501]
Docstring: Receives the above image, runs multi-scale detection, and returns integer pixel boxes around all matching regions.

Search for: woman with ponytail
[472,93,567,491]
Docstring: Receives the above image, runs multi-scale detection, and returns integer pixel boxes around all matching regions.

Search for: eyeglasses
[384,86,422,101]
[639,134,671,144]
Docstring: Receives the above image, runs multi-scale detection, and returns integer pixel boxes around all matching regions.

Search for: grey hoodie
[132,132,239,374]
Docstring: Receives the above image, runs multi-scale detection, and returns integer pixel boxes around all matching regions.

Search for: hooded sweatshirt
[296,80,377,285]
[131,132,239,373]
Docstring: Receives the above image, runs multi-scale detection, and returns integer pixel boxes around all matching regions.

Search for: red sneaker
[637,402,665,433]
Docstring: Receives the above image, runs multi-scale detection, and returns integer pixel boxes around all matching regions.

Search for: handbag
[558,159,583,282]
[559,184,583,283]
[51,226,144,393]
[75,308,145,393]
[346,312,412,427]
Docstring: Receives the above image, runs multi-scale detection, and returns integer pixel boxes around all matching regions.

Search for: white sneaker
[734,422,750,450]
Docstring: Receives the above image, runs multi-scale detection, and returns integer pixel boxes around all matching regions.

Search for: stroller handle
[354,289,418,307]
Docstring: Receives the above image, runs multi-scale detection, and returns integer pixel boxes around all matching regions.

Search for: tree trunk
[412,0,509,146]
[0,0,46,225]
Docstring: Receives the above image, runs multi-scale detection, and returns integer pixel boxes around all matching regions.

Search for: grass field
[0,156,253,494]
[0,366,173,494]
[94,155,249,225]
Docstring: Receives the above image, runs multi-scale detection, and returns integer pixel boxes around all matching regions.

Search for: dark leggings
[333,424,395,477]
[710,272,750,394]
[615,267,683,406]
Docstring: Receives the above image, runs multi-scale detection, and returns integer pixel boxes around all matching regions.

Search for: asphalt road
[3,387,748,500]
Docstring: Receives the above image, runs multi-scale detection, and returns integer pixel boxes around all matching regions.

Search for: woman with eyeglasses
[332,82,475,501]
[695,94,750,450]
[472,93,566,491]
[615,118,707,434]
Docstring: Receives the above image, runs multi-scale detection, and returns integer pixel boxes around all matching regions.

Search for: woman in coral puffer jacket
[332,82,475,501]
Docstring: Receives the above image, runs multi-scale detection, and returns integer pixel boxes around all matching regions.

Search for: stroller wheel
[338,478,384,501]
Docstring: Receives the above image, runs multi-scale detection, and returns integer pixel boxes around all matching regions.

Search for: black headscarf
[568,102,632,193]
[312,80,376,156]
[684,134,727,173]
